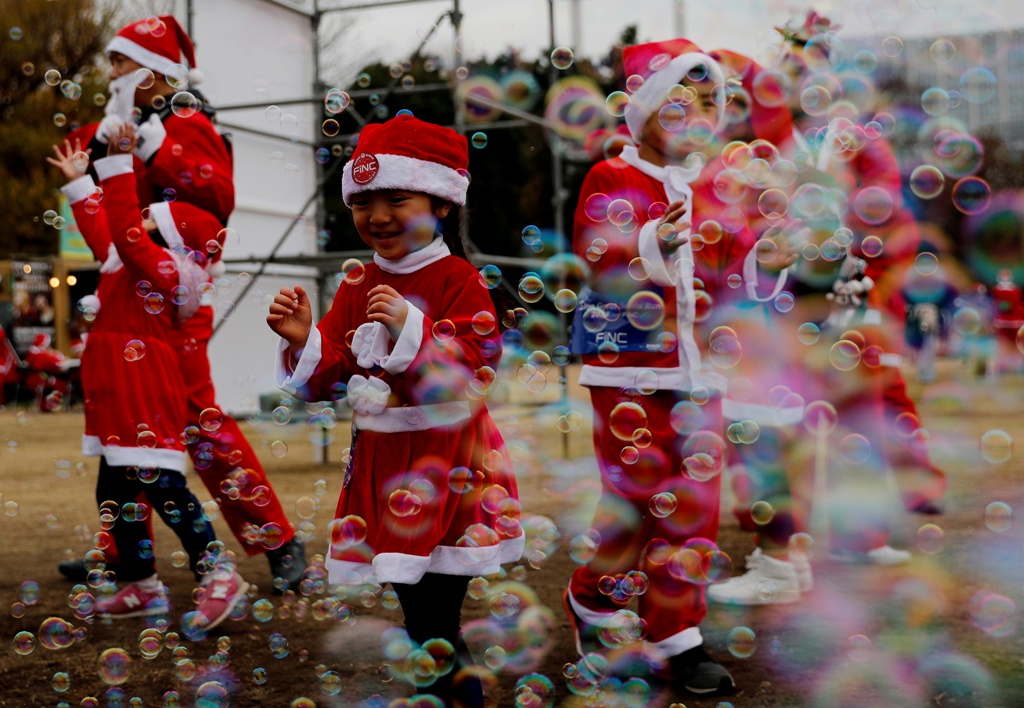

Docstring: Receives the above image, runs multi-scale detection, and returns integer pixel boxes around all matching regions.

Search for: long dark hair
[432,198,518,330]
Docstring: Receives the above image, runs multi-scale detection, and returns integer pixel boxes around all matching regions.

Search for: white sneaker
[707,549,801,605]
[828,545,912,566]
[790,550,814,593]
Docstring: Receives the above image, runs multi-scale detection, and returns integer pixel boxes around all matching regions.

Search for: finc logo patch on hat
[352,153,380,185]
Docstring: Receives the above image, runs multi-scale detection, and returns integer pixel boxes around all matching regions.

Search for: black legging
[391,573,483,707]
[95,456,216,582]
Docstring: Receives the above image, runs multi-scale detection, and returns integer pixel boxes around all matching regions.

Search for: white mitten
[135,113,167,162]
[94,114,125,146]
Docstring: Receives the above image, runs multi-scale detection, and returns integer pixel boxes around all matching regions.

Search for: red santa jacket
[570,146,756,393]
[64,156,209,471]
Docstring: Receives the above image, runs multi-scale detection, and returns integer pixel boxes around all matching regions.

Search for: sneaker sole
[97,604,171,619]
[200,578,251,631]
[828,551,911,566]
[707,588,801,605]
[683,675,736,695]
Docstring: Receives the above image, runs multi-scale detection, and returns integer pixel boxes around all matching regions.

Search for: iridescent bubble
[98,647,130,685]
[750,500,774,525]
[609,402,647,441]
[839,434,872,464]
[929,38,956,64]
[199,407,223,432]
[658,103,686,132]
[605,91,629,117]
[553,289,578,313]
[649,492,678,518]
[38,617,74,650]
[853,187,894,225]
[803,400,838,434]
[882,35,904,57]
[471,132,488,149]
[970,591,1017,637]
[908,164,944,199]
[829,340,862,371]
[13,631,35,655]
[170,91,200,119]
[518,274,544,304]
[917,523,944,554]
[751,69,790,108]
[914,251,940,276]
[978,428,1011,463]
[123,340,146,361]
[960,67,997,104]
[625,291,664,331]
[921,87,950,116]
[984,501,1012,532]
[727,626,756,658]
[551,46,574,70]
[952,176,991,215]
[479,264,502,289]
[627,258,651,281]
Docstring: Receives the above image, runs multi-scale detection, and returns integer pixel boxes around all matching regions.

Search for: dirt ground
[2,360,1024,707]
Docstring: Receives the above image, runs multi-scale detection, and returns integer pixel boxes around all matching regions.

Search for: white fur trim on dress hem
[723,399,804,426]
[101,445,187,473]
[354,401,471,432]
[342,152,469,206]
[276,327,323,395]
[326,534,525,585]
[578,364,726,393]
[82,434,102,456]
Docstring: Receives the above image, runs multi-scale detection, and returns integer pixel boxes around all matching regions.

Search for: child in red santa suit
[24,333,72,412]
[564,37,791,695]
[58,13,304,591]
[268,114,524,705]
[48,126,247,630]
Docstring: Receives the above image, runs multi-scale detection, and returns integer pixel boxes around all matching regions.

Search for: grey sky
[323,0,1017,85]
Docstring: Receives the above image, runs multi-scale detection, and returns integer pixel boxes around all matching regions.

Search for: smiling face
[351,190,451,260]
[639,77,721,166]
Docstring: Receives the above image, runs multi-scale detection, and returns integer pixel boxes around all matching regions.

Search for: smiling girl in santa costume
[268,114,523,705]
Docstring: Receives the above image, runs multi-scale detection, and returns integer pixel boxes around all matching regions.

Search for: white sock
[136,574,160,591]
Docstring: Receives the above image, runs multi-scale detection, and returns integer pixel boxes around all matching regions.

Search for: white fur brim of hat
[106,35,193,85]
[149,201,184,250]
[342,153,469,207]
[624,51,726,142]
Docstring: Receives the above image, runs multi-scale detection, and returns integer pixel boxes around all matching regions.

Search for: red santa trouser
[181,332,295,556]
[881,363,947,510]
[569,387,722,649]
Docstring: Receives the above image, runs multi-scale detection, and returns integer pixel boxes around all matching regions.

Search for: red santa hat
[149,201,224,268]
[341,114,470,207]
[31,333,52,350]
[105,15,202,86]
[711,49,793,148]
[621,38,725,142]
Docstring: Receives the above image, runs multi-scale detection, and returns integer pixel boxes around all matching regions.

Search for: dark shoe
[562,588,603,656]
[910,500,944,515]
[58,559,88,582]
[266,538,307,594]
[669,645,735,695]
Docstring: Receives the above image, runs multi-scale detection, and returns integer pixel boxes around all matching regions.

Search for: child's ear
[435,203,452,219]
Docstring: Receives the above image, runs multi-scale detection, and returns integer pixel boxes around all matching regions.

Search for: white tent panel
[179,0,321,411]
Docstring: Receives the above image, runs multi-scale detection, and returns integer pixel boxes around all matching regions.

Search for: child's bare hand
[267,285,313,355]
[107,123,137,156]
[46,138,91,181]
[756,227,801,272]
[367,284,409,340]
[656,199,691,256]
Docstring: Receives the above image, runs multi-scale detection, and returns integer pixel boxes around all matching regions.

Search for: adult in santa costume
[48,126,247,628]
[58,15,304,590]
[775,10,947,515]
[269,114,523,705]
[563,37,791,695]
[990,268,1024,374]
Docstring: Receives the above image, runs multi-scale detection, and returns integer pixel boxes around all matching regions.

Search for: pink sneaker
[97,582,170,618]
[195,570,250,630]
